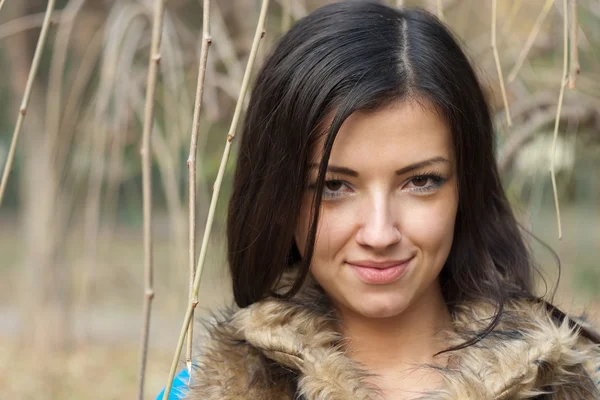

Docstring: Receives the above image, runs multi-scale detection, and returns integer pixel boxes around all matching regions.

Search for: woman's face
[295,100,458,319]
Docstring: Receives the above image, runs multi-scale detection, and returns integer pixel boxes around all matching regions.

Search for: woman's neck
[338,280,452,398]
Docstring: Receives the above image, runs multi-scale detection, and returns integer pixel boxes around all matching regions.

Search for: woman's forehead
[310,100,454,169]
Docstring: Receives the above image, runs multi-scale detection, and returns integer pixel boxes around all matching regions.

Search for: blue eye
[405,174,446,194]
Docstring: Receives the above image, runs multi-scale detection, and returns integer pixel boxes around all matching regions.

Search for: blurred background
[0,0,598,398]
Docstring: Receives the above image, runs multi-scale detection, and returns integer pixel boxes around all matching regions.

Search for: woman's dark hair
[226,0,599,346]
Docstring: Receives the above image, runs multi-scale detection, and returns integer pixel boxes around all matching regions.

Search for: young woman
[163,1,600,399]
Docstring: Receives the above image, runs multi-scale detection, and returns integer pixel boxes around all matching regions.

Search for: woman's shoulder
[180,305,299,400]
[155,306,283,400]
[159,295,600,399]
[168,285,356,400]
[446,298,600,398]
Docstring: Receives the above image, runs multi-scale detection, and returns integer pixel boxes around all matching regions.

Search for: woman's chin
[347,297,409,319]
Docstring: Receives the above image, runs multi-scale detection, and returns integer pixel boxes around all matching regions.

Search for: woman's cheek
[399,196,457,251]
[315,202,357,259]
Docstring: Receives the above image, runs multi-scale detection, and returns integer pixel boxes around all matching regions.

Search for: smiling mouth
[347,257,413,285]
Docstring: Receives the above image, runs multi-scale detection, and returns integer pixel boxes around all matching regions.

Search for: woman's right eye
[325,180,344,191]
[322,180,351,199]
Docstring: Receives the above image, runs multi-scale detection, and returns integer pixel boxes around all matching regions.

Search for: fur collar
[186,276,600,399]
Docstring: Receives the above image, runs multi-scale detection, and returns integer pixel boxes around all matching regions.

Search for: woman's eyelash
[306,176,345,189]
[307,171,447,197]
[306,177,351,199]
[405,172,446,193]
[322,178,351,198]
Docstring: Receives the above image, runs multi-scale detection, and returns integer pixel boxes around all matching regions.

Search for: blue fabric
[156,369,190,400]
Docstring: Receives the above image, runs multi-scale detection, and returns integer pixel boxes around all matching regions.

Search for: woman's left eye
[404,174,445,194]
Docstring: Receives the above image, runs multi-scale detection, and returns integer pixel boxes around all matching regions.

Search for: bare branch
[101,14,149,230]
[81,2,137,333]
[211,2,244,85]
[0,10,66,40]
[186,0,212,378]
[491,0,512,126]
[0,0,56,208]
[550,0,569,240]
[137,0,167,398]
[0,0,6,14]
[500,0,524,38]
[568,0,579,89]
[56,27,104,175]
[507,0,553,83]
[46,0,86,180]
[497,104,591,173]
[437,0,444,21]
[126,70,189,289]
[163,0,271,398]
[160,14,191,158]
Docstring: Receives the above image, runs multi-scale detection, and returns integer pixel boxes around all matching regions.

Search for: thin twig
[45,0,90,340]
[501,0,523,38]
[56,27,104,174]
[186,0,212,379]
[497,104,590,173]
[396,0,404,7]
[568,0,579,89]
[491,0,512,127]
[202,46,221,120]
[437,0,444,22]
[520,68,600,95]
[0,0,56,208]
[0,0,6,14]
[101,15,148,231]
[102,106,127,235]
[154,14,191,284]
[125,70,188,263]
[211,2,244,85]
[81,1,128,333]
[0,10,66,41]
[507,0,553,83]
[550,0,569,240]
[46,0,86,182]
[137,0,166,398]
[159,15,189,162]
[162,0,271,398]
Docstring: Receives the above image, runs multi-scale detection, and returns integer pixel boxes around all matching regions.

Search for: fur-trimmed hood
[185,277,600,399]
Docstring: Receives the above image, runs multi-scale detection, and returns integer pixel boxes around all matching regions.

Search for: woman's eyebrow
[395,156,450,176]
[309,164,358,177]
[309,156,450,177]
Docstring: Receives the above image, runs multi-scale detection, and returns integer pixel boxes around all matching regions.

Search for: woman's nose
[355,194,402,250]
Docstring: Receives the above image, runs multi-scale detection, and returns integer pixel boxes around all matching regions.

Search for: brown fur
[186,277,600,399]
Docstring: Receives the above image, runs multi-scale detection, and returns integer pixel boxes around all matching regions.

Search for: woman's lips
[347,258,412,285]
